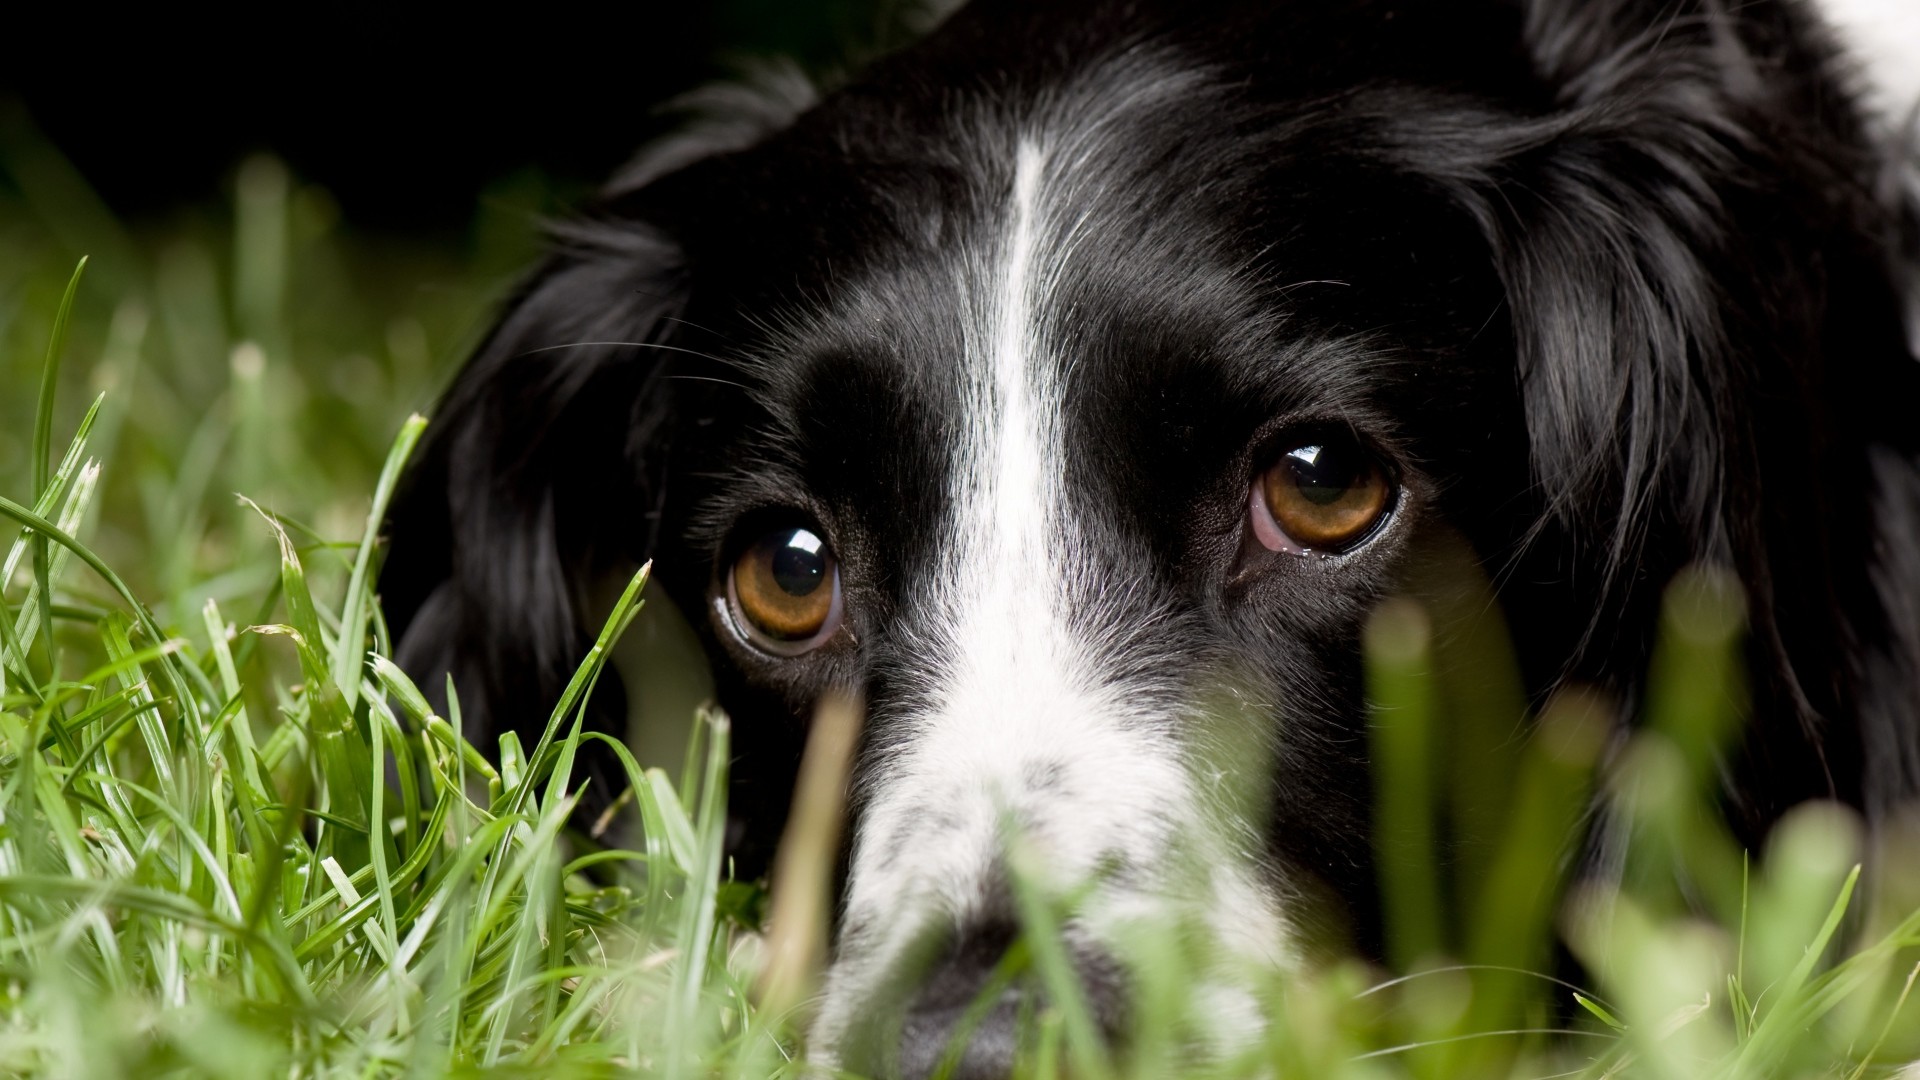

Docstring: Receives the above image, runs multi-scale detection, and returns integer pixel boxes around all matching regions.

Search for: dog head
[383,0,1919,1072]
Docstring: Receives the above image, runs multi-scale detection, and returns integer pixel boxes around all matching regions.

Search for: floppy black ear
[381,70,822,807]
[1414,0,1916,821]
[381,222,687,784]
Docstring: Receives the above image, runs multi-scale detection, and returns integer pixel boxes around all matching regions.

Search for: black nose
[897,928,1021,1079]
[893,923,1124,1080]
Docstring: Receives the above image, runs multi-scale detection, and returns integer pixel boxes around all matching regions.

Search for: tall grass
[1,146,1918,1076]
[0,262,791,1076]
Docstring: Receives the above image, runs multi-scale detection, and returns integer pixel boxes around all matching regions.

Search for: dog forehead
[715,179,1459,536]
[716,198,1264,572]
[673,39,1519,618]
[701,67,1502,412]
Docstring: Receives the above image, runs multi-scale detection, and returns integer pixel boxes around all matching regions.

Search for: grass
[2,137,1919,1077]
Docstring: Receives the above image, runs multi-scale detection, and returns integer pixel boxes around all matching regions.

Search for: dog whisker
[517,339,744,368]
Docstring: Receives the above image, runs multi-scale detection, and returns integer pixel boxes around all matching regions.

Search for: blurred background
[0,1,928,618]
[0,3,945,761]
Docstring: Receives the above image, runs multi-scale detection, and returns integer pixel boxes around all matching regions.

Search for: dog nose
[892,922,1124,1080]
[897,929,1022,1079]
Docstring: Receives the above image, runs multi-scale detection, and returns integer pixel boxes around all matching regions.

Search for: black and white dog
[383,0,1920,1072]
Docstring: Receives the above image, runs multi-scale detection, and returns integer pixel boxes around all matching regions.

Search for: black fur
[383,0,1920,1063]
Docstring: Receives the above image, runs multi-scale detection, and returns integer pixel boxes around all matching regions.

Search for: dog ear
[1431,1,1873,605]
[381,71,823,805]
[1412,0,1913,817]
[381,222,687,783]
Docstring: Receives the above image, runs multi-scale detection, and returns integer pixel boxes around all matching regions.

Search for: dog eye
[727,526,843,654]
[1250,438,1392,554]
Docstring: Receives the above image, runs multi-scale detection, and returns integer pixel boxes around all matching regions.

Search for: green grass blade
[1366,596,1445,969]
[0,492,200,723]
[1006,837,1112,1080]
[1574,991,1627,1032]
[500,563,651,823]
[30,257,88,691]
[330,412,426,710]
[664,706,733,1080]
[202,597,267,801]
[1732,863,1862,1074]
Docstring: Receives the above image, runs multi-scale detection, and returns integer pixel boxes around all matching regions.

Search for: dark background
[0,2,943,741]
[0,0,946,608]
[1,2,912,232]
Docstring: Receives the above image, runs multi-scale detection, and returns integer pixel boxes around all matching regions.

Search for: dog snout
[892,921,1127,1080]
[897,926,1022,1080]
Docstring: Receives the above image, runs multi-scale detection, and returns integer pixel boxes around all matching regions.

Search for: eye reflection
[1251,438,1392,553]
[728,526,843,653]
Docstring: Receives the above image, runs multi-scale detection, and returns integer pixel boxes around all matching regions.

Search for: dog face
[689,57,1516,1058]
[384,0,1920,1073]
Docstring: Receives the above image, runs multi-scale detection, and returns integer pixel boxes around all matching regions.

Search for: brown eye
[727,526,843,654]
[1251,440,1392,553]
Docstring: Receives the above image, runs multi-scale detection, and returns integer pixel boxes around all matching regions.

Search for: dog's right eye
[726,526,843,655]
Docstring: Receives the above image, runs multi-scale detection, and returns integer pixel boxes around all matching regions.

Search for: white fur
[809,60,1292,1058]
[1810,0,1920,357]
[1811,0,1920,137]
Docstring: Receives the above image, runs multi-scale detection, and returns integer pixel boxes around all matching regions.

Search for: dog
[381,0,1920,1073]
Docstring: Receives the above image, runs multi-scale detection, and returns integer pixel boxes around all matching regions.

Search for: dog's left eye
[1249,437,1393,554]
[727,526,843,655]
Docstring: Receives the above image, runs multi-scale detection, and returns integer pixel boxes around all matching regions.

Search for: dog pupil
[1287,444,1355,506]
[770,530,826,596]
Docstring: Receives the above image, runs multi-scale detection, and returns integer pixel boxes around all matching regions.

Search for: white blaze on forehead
[841,135,1199,928]
[812,63,1294,1057]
